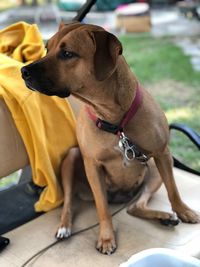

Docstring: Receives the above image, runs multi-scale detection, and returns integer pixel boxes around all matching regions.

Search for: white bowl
[119,248,200,267]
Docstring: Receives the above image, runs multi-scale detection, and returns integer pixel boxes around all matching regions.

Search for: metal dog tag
[118,132,135,161]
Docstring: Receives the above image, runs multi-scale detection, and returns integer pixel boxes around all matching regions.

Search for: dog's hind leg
[154,147,200,223]
[127,159,180,226]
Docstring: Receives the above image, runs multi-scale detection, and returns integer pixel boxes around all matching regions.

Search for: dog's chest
[102,150,146,191]
[77,116,146,190]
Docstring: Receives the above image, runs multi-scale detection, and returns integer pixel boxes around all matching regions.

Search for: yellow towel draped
[0,22,77,212]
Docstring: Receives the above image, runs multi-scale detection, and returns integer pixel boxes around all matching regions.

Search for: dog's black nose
[21,67,31,80]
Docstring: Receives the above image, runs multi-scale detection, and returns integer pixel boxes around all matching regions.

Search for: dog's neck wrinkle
[93,58,137,124]
[72,81,123,124]
[73,58,138,125]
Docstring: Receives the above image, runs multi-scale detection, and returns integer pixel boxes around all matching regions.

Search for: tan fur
[22,22,200,255]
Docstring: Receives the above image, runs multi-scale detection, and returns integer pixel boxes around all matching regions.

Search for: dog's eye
[63,51,74,58]
[59,50,78,60]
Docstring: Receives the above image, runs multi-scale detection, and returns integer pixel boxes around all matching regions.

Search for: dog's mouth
[23,79,36,91]
[22,77,70,98]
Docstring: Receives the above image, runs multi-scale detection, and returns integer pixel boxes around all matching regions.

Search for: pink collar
[86,82,142,136]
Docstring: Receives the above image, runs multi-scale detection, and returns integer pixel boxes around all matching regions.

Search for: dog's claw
[96,239,117,255]
[96,245,116,255]
[160,212,180,227]
[56,227,72,239]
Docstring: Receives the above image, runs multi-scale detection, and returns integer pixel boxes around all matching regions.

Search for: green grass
[120,34,200,172]
[0,171,21,190]
[0,0,16,11]
[120,35,200,86]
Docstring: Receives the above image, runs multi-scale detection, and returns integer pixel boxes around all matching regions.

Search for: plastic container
[120,248,200,267]
[115,3,151,33]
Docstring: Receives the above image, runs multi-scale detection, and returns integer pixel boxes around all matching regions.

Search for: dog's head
[21,22,122,98]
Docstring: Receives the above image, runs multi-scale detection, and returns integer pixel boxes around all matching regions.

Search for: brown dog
[21,22,199,255]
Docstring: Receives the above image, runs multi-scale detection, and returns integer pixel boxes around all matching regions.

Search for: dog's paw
[177,208,200,224]
[96,236,116,255]
[56,227,72,239]
[160,212,180,226]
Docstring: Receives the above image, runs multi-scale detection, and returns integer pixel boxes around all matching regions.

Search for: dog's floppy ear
[92,31,122,81]
[59,21,82,31]
[59,22,65,30]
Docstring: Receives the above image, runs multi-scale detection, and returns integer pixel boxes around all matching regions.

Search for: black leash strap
[73,0,97,22]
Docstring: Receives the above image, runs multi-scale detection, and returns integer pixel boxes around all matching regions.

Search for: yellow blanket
[0,22,77,212]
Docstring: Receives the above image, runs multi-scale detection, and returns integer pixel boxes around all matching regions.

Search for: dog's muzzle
[21,66,71,98]
[21,66,35,90]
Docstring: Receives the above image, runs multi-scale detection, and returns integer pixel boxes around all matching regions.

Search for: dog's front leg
[56,148,80,239]
[84,157,116,255]
[154,146,200,223]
